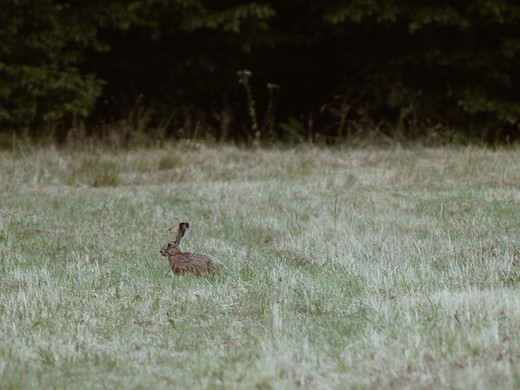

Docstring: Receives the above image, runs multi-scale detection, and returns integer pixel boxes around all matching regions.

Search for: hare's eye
[167,242,172,247]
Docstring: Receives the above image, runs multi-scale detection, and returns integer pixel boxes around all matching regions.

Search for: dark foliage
[1,0,520,143]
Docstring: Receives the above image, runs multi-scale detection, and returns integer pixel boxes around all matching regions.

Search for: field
[1,143,520,389]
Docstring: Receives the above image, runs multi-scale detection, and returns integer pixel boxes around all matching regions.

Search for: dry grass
[1,143,520,389]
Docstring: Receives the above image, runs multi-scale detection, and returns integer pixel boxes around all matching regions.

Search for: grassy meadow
[1,142,520,389]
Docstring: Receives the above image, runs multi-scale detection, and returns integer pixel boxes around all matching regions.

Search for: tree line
[1,0,520,143]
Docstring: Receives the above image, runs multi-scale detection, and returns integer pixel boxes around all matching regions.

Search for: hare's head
[160,222,189,256]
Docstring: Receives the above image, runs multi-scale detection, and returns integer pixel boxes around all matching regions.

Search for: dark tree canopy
[1,0,520,143]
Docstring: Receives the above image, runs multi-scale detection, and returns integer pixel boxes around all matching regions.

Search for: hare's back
[170,252,225,276]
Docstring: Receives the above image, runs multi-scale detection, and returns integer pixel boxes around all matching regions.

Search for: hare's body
[167,252,224,276]
[160,222,226,277]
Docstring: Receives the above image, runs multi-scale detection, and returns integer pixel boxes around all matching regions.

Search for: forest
[1,0,520,144]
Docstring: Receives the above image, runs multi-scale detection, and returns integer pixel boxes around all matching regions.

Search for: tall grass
[1,143,520,389]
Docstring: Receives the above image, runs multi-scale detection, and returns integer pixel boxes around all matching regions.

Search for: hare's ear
[175,222,189,244]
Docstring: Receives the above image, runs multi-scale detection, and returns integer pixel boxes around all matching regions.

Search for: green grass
[1,143,520,389]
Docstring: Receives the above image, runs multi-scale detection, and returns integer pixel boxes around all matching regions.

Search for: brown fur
[160,222,226,277]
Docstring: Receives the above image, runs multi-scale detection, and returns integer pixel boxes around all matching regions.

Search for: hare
[160,222,226,276]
